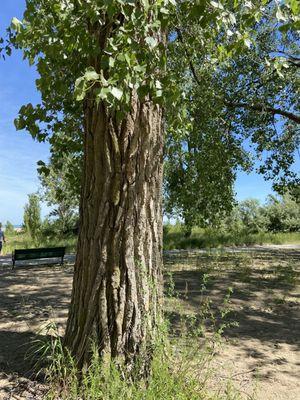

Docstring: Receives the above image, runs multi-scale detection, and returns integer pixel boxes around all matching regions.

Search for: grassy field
[2,231,77,256]
[2,227,300,256]
[164,225,300,250]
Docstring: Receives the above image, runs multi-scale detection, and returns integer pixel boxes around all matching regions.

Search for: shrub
[23,193,42,240]
[5,221,15,235]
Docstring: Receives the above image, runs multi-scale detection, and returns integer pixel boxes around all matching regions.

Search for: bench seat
[12,247,66,269]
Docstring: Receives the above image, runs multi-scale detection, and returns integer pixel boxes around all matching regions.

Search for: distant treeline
[167,194,300,235]
[164,195,300,249]
[221,195,300,234]
[4,194,299,251]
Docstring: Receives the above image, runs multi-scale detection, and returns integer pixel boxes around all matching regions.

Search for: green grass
[34,306,243,400]
[28,263,245,400]
[2,231,77,255]
[3,227,299,256]
[163,225,300,250]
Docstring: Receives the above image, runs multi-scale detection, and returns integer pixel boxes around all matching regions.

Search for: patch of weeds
[275,262,298,287]
[32,323,243,400]
[164,271,175,298]
[197,251,222,274]
[232,254,253,283]
[272,294,287,305]
[35,274,243,400]
[27,322,78,399]
[171,271,238,346]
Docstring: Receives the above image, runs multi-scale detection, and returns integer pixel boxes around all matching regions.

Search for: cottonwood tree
[2,0,299,374]
[165,1,300,229]
[8,1,169,372]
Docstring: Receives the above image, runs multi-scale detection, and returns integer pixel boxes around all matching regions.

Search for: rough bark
[64,93,164,373]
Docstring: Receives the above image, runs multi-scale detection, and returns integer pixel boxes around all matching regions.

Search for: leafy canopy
[1,1,299,225]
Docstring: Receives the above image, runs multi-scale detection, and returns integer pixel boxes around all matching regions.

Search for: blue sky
[0,0,50,224]
[0,1,297,224]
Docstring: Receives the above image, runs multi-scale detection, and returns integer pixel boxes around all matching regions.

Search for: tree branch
[225,101,300,124]
[176,28,300,125]
[272,51,300,68]
[175,27,202,86]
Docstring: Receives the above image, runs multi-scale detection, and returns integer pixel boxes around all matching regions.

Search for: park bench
[12,247,66,269]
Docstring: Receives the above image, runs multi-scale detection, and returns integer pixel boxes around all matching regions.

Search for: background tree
[238,199,268,234]
[38,153,80,236]
[265,193,300,232]
[165,0,300,228]
[5,221,15,235]
[219,194,300,234]
[23,193,41,240]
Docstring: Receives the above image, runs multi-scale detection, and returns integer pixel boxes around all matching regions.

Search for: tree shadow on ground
[163,249,300,387]
[164,267,300,348]
[0,249,299,396]
[0,329,52,399]
[0,330,46,377]
[0,264,73,392]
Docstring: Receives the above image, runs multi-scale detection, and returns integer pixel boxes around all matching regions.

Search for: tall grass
[163,225,300,250]
[40,338,214,400]
[3,226,299,256]
[29,271,245,400]
[2,231,77,256]
[33,320,243,400]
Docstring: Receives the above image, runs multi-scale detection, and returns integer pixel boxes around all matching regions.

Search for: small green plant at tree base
[31,285,242,400]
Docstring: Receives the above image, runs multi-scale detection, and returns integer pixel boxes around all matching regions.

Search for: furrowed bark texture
[64,93,164,371]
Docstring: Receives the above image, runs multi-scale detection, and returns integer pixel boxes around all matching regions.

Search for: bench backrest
[13,247,66,261]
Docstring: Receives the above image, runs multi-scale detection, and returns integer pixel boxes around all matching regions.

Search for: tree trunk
[64,93,164,373]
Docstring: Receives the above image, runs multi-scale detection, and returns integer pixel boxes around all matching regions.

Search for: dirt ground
[0,247,299,399]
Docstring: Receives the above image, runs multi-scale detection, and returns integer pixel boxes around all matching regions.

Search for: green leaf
[229,13,237,25]
[124,53,131,66]
[145,36,158,49]
[95,87,110,104]
[14,117,26,130]
[141,0,150,11]
[276,7,286,22]
[289,0,300,14]
[210,1,224,10]
[11,17,22,32]
[155,80,162,89]
[111,87,123,100]
[84,68,99,81]
[109,57,115,68]
[74,77,86,101]
[244,38,252,49]
[160,7,169,14]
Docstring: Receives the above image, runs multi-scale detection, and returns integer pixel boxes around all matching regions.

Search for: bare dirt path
[164,247,300,400]
[0,247,299,399]
[0,261,74,399]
